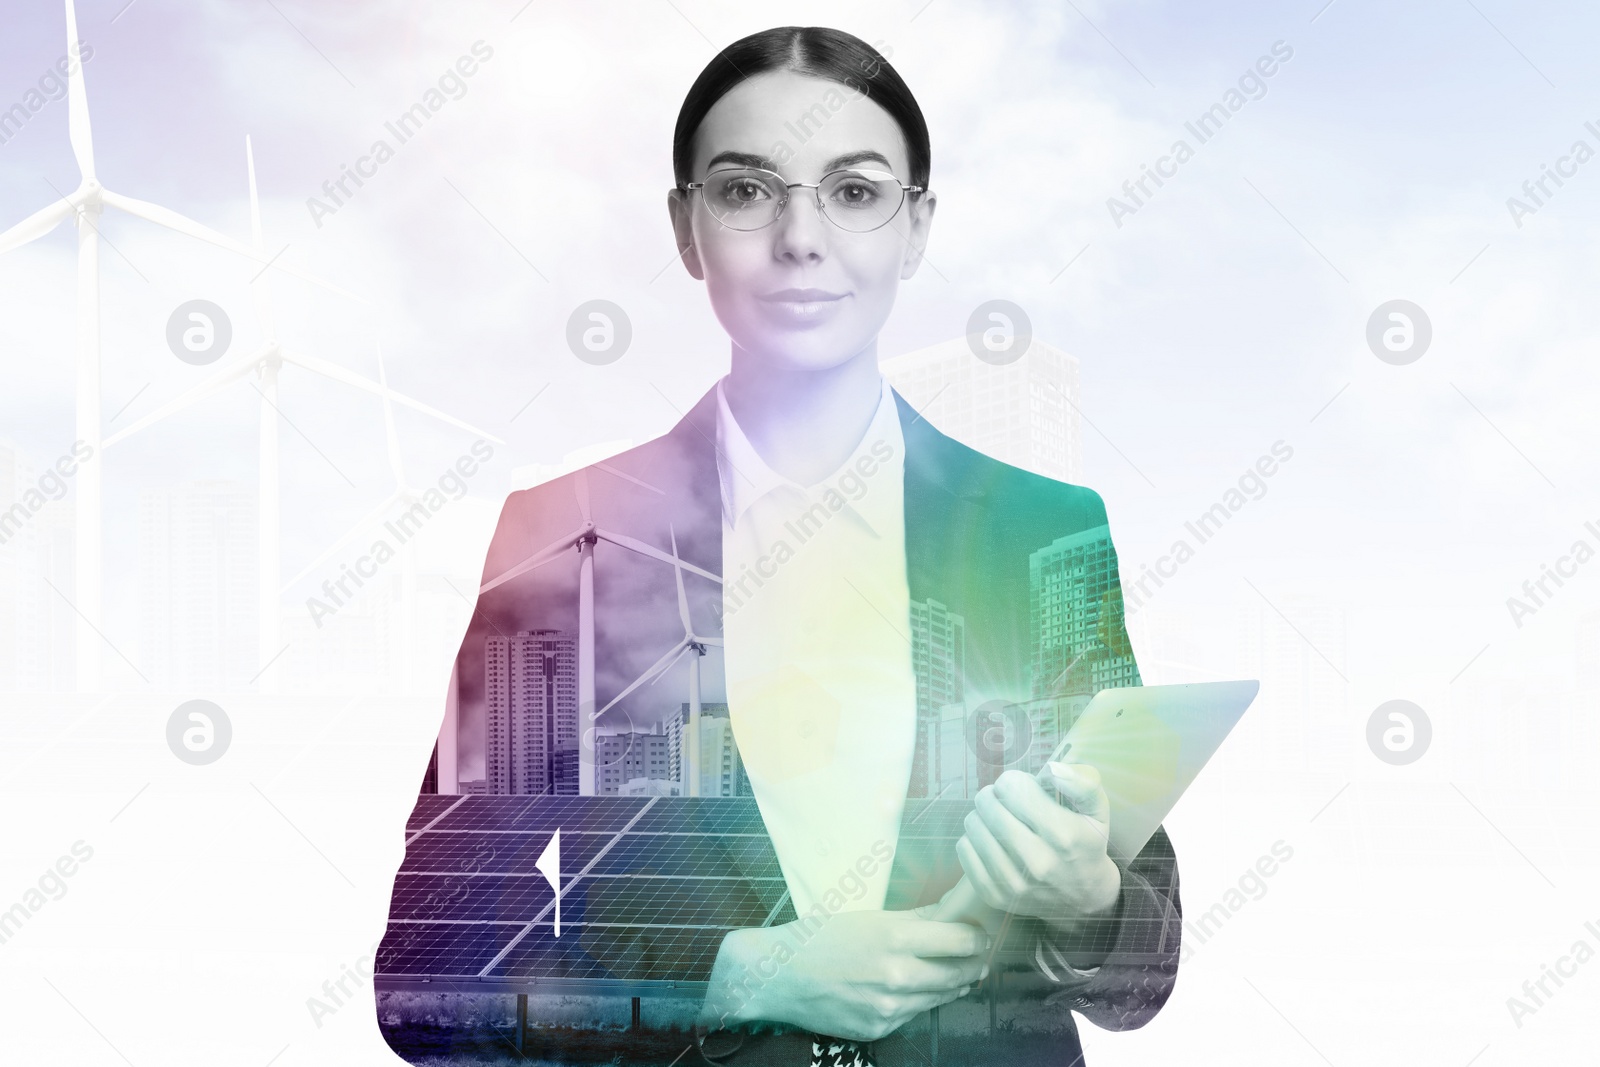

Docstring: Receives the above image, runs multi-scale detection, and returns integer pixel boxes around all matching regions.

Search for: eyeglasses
[683,166,925,233]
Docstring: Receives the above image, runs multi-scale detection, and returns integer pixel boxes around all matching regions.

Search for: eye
[713,174,774,205]
[830,177,882,206]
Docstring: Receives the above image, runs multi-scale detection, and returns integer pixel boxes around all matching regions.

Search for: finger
[974,784,1061,880]
[956,836,1010,910]
[991,769,1085,854]
[963,808,1032,896]
[902,917,990,960]
[1047,761,1112,827]
[892,954,990,992]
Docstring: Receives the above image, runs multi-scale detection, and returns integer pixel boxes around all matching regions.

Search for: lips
[760,288,847,302]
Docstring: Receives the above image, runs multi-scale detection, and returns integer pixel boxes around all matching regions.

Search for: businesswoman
[377,26,1179,1067]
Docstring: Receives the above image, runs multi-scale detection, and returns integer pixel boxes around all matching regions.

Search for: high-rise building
[1029,525,1140,703]
[1234,595,1349,777]
[881,336,1083,483]
[484,629,578,794]
[908,598,966,797]
[138,481,258,691]
[665,702,750,797]
[0,441,70,691]
[1578,611,1600,692]
[594,727,674,796]
[930,702,975,799]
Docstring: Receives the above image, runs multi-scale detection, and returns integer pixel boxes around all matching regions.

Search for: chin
[733,328,872,374]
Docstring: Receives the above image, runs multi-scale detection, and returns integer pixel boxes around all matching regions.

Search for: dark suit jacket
[381,382,1181,1066]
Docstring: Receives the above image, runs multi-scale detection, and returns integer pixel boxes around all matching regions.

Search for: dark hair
[672,27,931,192]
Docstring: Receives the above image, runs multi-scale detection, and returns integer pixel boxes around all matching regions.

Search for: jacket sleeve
[1030,825,1181,1030]
[1028,487,1181,1030]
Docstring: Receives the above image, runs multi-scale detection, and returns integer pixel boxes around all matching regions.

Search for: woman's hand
[698,908,989,1042]
[955,764,1122,930]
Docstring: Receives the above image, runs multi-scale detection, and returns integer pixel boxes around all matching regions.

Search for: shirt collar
[714,374,904,535]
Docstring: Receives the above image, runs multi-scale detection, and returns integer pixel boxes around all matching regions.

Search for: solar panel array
[375,792,1011,993]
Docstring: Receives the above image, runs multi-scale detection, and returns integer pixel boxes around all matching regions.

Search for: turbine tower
[479,475,719,795]
[0,0,349,690]
[103,137,495,690]
[596,527,722,796]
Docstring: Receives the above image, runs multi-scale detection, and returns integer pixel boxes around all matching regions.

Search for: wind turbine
[281,343,435,687]
[0,0,354,690]
[595,527,722,797]
[479,475,720,795]
[103,138,495,689]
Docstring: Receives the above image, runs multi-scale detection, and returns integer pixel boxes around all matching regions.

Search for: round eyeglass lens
[701,169,784,230]
[818,168,907,232]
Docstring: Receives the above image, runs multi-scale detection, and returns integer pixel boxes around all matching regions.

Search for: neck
[723,341,883,487]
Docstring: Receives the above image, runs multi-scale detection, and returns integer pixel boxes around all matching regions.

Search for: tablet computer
[1049,679,1260,865]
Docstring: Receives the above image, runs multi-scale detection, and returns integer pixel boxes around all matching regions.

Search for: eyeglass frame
[680,165,928,233]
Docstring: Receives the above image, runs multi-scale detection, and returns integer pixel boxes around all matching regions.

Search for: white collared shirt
[714,375,918,917]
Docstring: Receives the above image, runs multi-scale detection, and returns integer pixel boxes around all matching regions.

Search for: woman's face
[668,70,937,373]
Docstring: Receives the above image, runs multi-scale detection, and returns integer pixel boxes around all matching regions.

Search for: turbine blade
[597,637,691,718]
[593,461,664,496]
[0,199,74,256]
[64,0,94,180]
[245,134,275,340]
[648,643,694,685]
[574,469,591,523]
[376,342,405,485]
[99,189,364,303]
[279,348,503,443]
[594,528,721,585]
[283,489,406,591]
[101,348,266,447]
[670,525,690,634]
[478,527,587,594]
[696,636,723,647]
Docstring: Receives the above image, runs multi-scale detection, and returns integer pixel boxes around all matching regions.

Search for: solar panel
[404,793,463,832]
[429,794,650,833]
[401,831,614,876]
[628,797,770,835]
[389,873,555,922]
[377,921,523,977]
[488,923,731,982]
[376,793,1008,989]
[586,833,780,879]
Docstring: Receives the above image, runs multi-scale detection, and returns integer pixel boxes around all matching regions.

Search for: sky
[2,1,1598,1064]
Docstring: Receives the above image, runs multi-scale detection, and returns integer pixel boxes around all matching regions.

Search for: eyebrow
[703,149,896,175]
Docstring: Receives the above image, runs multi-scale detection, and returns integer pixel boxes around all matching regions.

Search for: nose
[770,187,830,265]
